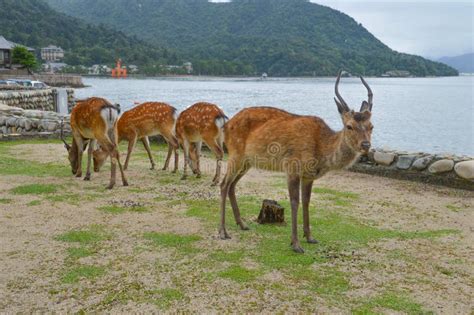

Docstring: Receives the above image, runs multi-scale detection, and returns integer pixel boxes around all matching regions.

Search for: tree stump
[257,199,285,224]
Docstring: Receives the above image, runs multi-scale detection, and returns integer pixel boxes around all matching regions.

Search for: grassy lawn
[0,139,472,313]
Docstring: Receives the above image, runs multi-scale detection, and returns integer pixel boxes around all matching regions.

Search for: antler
[334,70,350,113]
[60,118,71,150]
[360,76,373,111]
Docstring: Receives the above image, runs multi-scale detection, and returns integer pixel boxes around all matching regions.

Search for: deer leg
[219,159,241,239]
[288,175,303,253]
[162,141,173,171]
[123,135,137,171]
[172,141,179,173]
[84,139,96,181]
[193,141,202,177]
[302,179,318,244]
[74,137,85,178]
[141,137,156,170]
[228,167,250,230]
[181,139,190,180]
[114,147,128,187]
[206,139,224,186]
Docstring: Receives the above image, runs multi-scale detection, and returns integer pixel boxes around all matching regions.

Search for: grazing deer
[61,97,128,189]
[219,71,374,253]
[93,102,179,172]
[175,102,227,185]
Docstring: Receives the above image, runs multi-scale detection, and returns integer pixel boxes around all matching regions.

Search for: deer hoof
[180,175,187,180]
[123,181,129,187]
[291,243,305,254]
[83,175,91,181]
[171,169,177,174]
[307,238,319,244]
[106,184,115,190]
[218,229,231,240]
[239,222,249,230]
[150,166,155,170]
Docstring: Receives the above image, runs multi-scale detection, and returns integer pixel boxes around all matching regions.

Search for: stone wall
[0,103,70,136]
[351,149,474,190]
[0,88,75,112]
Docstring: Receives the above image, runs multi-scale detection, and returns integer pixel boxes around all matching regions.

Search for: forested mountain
[46,0,457,76]
[439,53,474,73]
[0,0,179,69]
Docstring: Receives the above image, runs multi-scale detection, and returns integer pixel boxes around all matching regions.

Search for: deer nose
[361,141,371,150]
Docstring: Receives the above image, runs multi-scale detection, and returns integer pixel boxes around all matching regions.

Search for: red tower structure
[111,59,127,78]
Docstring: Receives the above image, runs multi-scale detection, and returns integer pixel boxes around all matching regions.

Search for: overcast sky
[211,0,473,59]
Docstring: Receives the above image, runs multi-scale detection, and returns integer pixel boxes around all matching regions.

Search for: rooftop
[0,36,35,51]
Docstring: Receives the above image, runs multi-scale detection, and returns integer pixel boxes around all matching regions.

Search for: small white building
[41,45,65,62]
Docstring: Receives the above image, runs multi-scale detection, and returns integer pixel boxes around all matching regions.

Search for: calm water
[76,76,473,156]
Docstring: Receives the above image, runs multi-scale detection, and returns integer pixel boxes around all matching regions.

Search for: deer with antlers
[219,71,374,253]
[61,97,128,189]
[93,102,179,173]
[175,102,227,185]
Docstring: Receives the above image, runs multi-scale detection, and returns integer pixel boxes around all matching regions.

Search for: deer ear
[360,101,371,112]
[334,98,348,115]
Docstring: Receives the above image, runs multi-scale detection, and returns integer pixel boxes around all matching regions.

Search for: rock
[24,119,32,131]
[374,151,396,166]
[428,159,454,174]
[411,156,433,171]
[6,117,17,127]
[397,155,417,170]
[454,161,474,180]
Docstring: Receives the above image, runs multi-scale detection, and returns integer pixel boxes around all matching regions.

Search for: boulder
[454,161,474,180]
[6,117,17,127]
[374,151,396,166]
[397,155,417,170]
[428,159,454,174]
[411,156,433,171]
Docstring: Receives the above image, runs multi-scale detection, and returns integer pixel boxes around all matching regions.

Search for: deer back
[176,102,227,142]
[225,107,340,176]
[117,102,177,141]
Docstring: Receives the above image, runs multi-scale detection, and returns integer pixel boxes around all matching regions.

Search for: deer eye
[346,125,353,130]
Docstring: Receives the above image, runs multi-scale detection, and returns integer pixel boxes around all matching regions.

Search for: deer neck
[325,130,361,170]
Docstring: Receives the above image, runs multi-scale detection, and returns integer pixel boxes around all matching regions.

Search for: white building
[41,45,65,62]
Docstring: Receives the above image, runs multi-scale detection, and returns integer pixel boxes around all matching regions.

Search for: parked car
[10,79,48,89]
[31,81,48,89]
[12,79,33,87]
[0,80,20,86]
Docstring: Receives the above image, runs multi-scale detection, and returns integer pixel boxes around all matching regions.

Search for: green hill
[0,0,178,69]
[46,0,457,76]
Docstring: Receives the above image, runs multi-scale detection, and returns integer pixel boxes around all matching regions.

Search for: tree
[12,46,37,72]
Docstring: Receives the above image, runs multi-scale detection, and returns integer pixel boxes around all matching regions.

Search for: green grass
[27,200,41,206]
[0,198,12,204]
[183,195,458,303]
[55,226,107,245]
[0,140,70,177]
[446,204,462,212]
[218,266,259,283]
[155,288,185,308]
[98,205,148,214]
[61,265,105,284]
[353,292,431,314]
[67,247,96,259]
[11,184,59,195]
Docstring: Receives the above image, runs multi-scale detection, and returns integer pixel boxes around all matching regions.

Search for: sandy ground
[0,142,473,313]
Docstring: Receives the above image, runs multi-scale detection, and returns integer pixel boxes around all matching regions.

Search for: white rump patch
[215,116,227,129]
